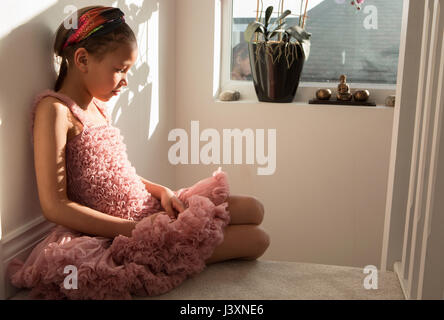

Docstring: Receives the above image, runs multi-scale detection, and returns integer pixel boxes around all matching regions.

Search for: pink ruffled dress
[7,89,231,300]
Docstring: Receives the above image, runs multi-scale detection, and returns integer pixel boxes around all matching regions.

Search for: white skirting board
[0,216,55,300]
[394,261,408,300]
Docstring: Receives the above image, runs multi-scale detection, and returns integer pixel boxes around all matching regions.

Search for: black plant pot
[248,41,305,103]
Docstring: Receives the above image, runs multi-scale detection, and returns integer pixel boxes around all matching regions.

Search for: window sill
[213,98,394,110]
[215,81,396,107]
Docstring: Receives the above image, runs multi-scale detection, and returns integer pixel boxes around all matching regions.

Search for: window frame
[217,0,398,105]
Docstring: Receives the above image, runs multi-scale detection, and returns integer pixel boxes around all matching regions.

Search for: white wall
[382,0,444,300]
[0,0,176,244]
[381,0,422,273]
[0,0,395,279]
[175,0,395,268]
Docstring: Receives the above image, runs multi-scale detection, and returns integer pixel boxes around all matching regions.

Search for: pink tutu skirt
[7,167,230,300]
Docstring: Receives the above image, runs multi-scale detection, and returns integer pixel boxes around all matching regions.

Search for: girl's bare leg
[226,195,265,225]
[205,224,270,265]
[204,195,269,264]
[151,196,270,265]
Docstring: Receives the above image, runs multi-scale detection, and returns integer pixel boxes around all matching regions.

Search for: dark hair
[53,5,137,91]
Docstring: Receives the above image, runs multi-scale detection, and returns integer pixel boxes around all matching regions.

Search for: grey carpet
[9,259,404,300]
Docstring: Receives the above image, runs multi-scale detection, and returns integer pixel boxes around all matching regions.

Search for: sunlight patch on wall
[213,0,222,97]
[113,0,145,9]
[113,0,159,140]
[0,0,57,39]
[147,4,159,140]
[114,107,123,124]
[128,90,135,105]
[124,0,145,7]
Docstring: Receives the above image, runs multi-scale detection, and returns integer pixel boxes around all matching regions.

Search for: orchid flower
[351,0,365,10]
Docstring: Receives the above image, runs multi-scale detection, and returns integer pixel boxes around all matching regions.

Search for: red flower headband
[62,7,125,50]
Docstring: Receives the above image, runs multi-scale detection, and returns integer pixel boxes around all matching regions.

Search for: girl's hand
[160,188,186,219]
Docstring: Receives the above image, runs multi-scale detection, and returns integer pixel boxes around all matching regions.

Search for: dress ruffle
[7,168,230,300]
[9,89,231,299]
[65,124,163,222]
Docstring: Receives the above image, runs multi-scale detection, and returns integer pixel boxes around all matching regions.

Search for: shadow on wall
[0,0,166,236]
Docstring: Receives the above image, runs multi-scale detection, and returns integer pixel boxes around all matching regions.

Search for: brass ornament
[336,74,352,101]
[316,89,332,100]
[353,90,370,102]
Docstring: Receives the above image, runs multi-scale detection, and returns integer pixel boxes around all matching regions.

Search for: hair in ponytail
[53,5,136,91]
[54,56,68,91]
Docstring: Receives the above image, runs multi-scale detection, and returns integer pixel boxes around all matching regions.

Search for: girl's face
[239,56,251,77]
[85,42,138,101]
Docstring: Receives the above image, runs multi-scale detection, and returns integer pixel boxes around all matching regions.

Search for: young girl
[8,6,269,300]
[231,41,252,80]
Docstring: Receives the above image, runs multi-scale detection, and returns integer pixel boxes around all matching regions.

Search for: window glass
[231,0,403,84]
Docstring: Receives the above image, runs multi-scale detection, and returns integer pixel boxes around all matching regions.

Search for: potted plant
[244,1,311,103]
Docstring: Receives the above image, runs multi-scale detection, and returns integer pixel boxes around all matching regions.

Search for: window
[228,0,403,88]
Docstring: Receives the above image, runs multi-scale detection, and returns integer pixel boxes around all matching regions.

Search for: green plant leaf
[268,9,291,31]
[268,29,286,40]
[244,21,265,43]
[286,25,311,42]
[269,21,287,35]
[276,9,291,23]
[265,6,273,29]
[301,39,311,60]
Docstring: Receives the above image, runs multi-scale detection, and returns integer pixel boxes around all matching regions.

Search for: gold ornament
[353,90,370,102]
[336,74,352,101]
[316,89,332,100]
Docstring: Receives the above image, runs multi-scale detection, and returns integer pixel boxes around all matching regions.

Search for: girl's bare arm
[138,176,168,199]
[33,97,137,238]
[47,199,137,238]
